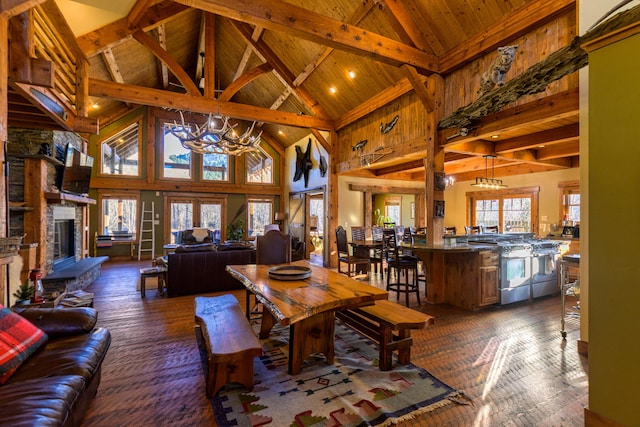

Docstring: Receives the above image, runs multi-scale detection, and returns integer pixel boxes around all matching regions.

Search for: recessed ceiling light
[278,130,284,136]
[91,102,100,109]
[491,135,499,139]
[348,70,355,79]
[329,86,337,94]
[538,145,545,148]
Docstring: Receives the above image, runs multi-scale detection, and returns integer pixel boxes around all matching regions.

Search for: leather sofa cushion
[17,307,97,338]
[6,328,111,384]
[0,374,85,426]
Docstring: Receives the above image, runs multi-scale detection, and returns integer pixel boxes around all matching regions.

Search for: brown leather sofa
[166,249,256,297]
[1,307,111,427]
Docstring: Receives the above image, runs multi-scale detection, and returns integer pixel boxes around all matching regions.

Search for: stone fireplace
[52,206,78,271]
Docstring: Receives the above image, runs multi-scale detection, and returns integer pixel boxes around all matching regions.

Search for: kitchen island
[405,241,500,311]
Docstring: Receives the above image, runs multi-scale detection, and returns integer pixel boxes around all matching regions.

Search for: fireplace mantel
[45,192,96,205]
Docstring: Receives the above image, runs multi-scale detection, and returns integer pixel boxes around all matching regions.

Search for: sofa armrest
[16,307,98,338]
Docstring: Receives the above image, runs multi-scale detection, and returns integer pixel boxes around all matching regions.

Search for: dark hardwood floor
[82,259,587,426]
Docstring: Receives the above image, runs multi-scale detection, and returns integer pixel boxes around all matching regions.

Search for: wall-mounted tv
[57,144,94,196]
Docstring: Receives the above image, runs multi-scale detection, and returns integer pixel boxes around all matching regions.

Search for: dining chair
[351,226,383,277]
[444,226,457,236]
[464,225,481,235]
[247,230,292,319]
[336,226,370,278]
[382,228,420,306]
[483,225,499,233]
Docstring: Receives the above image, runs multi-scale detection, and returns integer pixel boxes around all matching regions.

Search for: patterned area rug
[198,320,469,426]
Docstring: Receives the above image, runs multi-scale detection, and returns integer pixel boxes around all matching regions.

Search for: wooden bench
[194,294,262,397]
[336,300,434,371]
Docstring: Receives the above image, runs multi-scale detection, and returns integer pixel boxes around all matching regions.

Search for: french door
[165,195,226,244]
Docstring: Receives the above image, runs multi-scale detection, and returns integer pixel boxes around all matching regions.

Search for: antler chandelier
[168,111,262,156]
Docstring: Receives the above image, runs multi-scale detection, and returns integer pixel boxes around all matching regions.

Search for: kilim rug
[197,320,470,426]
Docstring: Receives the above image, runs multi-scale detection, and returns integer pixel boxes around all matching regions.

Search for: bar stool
[382,228,420,306]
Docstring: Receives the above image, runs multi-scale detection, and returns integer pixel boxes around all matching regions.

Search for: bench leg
[397,329,412,366]
[206,356,255,398]
[140,276,146,298]
[379,325,394,371]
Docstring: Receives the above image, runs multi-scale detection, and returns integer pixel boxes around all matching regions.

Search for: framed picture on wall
[435,173,447,191]
[434,200,445,218]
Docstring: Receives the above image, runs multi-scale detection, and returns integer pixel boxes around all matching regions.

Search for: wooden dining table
[226,260,388,375]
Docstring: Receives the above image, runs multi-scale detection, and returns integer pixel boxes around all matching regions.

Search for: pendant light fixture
[471,155,507,189]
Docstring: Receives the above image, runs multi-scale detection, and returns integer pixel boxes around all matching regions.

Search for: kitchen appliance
[530,240,560,298]
[469,234,560,305]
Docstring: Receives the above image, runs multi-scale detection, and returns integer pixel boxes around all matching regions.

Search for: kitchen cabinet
[479,251,499,306]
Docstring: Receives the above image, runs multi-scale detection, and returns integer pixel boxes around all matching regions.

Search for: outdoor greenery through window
[100,195,138,237]
[559,181,580,224]
[162,123,192,179]
[100,120,140,176]
[246,146,273,184]
[167,196,225,244]
[468,187,539,233]
[247,198,273,237]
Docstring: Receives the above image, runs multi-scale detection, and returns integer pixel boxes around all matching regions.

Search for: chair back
[335,226,349,255]
[351,226,366,242]
[464,226,481,235]
[444,226,457,236]
[371,225,383,242]
[382,228,399,261]
[402,227,414,244]
[256,230,291,264]
[483,225,499,234]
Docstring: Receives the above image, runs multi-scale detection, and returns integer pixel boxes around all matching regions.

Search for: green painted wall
[589,32,640,425]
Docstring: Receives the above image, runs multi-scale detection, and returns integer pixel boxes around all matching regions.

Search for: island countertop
[402,242,499,253]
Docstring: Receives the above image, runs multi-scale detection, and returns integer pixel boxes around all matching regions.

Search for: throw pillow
[0,305,48,384]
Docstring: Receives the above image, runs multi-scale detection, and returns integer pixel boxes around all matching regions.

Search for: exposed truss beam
[174,0,439,73]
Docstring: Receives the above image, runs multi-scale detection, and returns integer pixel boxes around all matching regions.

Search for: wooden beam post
[425,74,444,245]
[1,14,8,306]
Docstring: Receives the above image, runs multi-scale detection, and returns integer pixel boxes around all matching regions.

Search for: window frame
[466,186,540,234]
[97,115,143,178]
[245,145,274,184]
[246,196,274,238]
[163,193,228,244]
[160,121,193,181]
[97,191,140,238]
[558,180,580,224]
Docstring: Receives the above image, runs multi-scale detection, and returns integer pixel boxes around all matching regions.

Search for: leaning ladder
[137,201,155,261]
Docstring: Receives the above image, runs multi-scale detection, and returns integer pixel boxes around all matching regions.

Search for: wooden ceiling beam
[335,76,421,130]
[89,78,334,130]
[440,88,579,147]
[174,0,439,73]
[1,0,44,17]
[401,64,434,112]
[229,20,328,119]
[495,123,579,153]
[439,0,576,73]
[132,29,201,96]
[127,0,155,29]
[218,62,273,102]
[76,1,190,57]
[379,0,432,53]
[536,140,580,160]
[233,26,263,82]
[155,25,169,90]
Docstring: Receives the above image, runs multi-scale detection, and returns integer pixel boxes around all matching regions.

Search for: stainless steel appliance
[530,240,560,298]
[469,234,560,305]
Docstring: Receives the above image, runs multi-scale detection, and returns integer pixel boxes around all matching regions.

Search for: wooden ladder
[137,201,155,260]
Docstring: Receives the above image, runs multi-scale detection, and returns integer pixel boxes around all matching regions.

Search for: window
[162,123,192,179]
[467,187,539,233]
[99,193,139,237]
[99,119,141,176]
[247,198,273,237]
[384,197,401,225]
[246,147,273,184]
[166,195,226,244]
[559,181,580,223]
[202,152,229,181]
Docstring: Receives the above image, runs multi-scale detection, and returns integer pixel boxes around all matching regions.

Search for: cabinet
[479,251,499,306]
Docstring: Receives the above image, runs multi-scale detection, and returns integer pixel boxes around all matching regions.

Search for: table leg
[140,275,146,298]
[288,311,335,375]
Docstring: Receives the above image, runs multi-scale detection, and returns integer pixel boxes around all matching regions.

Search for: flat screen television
[57,144,94,195]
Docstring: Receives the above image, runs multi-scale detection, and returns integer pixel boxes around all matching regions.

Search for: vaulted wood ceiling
[6,0,580,182]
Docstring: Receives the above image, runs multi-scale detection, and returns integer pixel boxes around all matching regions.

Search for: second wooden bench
[336,299,434,371]
[194,294,262,397]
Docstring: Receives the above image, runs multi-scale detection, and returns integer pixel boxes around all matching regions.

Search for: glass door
[166,196,226,244]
